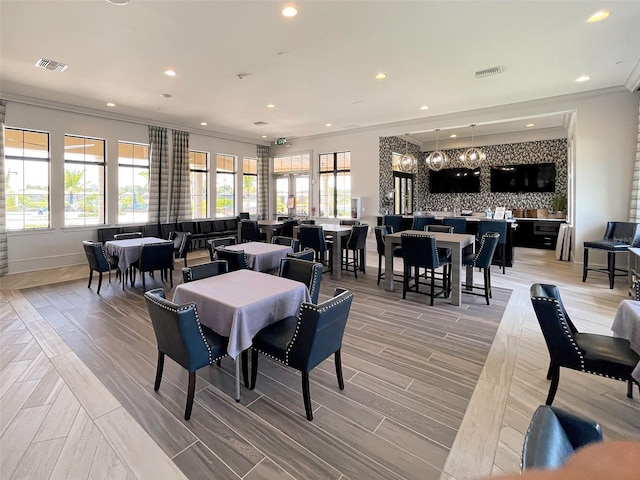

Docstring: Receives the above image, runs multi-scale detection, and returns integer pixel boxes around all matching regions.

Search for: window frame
[216,153,236,217]
[190,150,209,219]
[117,141,150,225]
[319,151,351,219]
[242,157,258,215]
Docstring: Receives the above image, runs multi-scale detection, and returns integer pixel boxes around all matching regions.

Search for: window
[190,150,208,219]
[273,153,310,173]
[4,128,50,230]
[64,135,106,226]
[272,152,311,217]
[118,142,149,224]
[216,153,235,217]
[319,151,351,218]
[242,157,258,215]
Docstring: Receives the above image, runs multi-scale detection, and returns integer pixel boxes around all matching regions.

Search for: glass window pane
[275,177,289,214]
[295,176,309,216]
[118,141,149,224]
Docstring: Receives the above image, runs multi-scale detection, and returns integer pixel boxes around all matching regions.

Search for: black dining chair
[240,220,266,242]
[530,283,640,404]
[171,231,191,268]
[462,232,500,305]
[113,232,143,240]
[442,217,467,233]
[425,225,455,259]
[478,220,508,273]
[298,225,332,272]
[412,216,435,231]
[144,288,228,420]
[207,236,238,260]
[341,224,368,278]
[280,219,300,237]
[374,225,402,285]
[182,260,229,282]
[278,257,323,304]
[132,241,175,291]
[400,233,451,305]
[249,287,355,421]
[383,214,403,233]
[339,219,360,226]
[82,240,118,294]
[214,246,248,271]
[271,235,300,252]
[286,248,316,261]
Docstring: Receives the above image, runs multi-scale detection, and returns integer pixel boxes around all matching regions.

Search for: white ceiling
[1,1,639,145]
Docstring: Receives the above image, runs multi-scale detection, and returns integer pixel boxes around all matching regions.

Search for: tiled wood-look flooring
[1,243,639,479]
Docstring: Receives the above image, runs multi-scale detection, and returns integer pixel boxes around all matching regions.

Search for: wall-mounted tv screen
[429,167,481,194]
[490,163,556,193]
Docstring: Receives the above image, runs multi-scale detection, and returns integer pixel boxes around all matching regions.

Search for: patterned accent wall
[379,137,567,213]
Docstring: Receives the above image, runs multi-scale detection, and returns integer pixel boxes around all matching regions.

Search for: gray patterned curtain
[630,97,640,222]
[0,100,7,275]
[257,144,269,220]
[170,129,191,221]
[148,126,169,225]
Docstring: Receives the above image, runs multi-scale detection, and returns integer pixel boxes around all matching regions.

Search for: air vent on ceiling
[474,66,502,78]
[35,58,68,73]
[253,121,269,126]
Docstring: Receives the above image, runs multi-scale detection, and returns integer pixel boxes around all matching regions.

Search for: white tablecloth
[611,299,640,382]
[104,237,169,272]
[226,242,292,272]
[172,269,310,358]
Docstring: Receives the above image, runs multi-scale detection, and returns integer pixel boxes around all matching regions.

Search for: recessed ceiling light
[261,135,268,139]
[106,102,116,107]
[266,104,275,108]
[164,69,176,77]
[325,123,332,127]
[419,105,429,110]
[106,0,129,5]
[526,123,535,127]
[160,93,173,98]
[375,73,387,80]
[449,134,457,138]
[576,75,591,82]
[282,6,298,17]
[587,10,610,22]
[200,122,207,126]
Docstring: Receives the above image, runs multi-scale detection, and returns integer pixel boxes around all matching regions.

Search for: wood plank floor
[1,242,639,479]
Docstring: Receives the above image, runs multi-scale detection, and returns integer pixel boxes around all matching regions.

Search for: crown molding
[624,59,640,92]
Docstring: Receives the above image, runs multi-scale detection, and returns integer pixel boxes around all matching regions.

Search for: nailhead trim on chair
[464,235,487,267]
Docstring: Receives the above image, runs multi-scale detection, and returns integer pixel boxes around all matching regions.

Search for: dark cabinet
[513,219,563,249]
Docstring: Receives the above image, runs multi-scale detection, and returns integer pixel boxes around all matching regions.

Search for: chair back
[442,217,467,233]
[339,219,361,226]
[287,287,354,372]
[278,257,323,304]
[298,225,327,253]
[426,224,453,233]
[400,233,440,269]
[207,236,238,260]
[238,212,250,219]
[472,232,500,268]
[383,215,403,233]
[144,289,212,372]
[214,247,248,271]
[272,235,300,252]
[160,222,177,240]
[182,260,229,282]
[603,221,640,246]
[138,242,175,272]
[286,248,316,261]
[82,240,111,272]
[97,227,121,243]
[478,220,507,244]
[240,220,261,242]
[345,224,369,250]
[299,219,316,225]
[113,232,143,240]
[142,224,162,238]
[173,231,191,258]
[280,219,300,237]
[530,284,582,370]
[412,216,435,231]
[374,225,391,256]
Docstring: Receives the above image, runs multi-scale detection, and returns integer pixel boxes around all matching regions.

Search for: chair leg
[377,254,382,285]
[627,379,634,399]
[185,372,196,420]
[353,250,358,279]
[335,350,344,390]
[487,267,492,299]
[483,268,490,305]
[546,363,553,380]
[242,349,249,388]
[301,371,313,421]
[87,269,93,289]
[582,247,589,282]
[96,272,104,294]
[546,365,560,405]
[607,251,615,289]
[402,265,408,299]
[142,272,146,291]
[154,351,165,391]
[429,269,435,306]
[250,349,259,390]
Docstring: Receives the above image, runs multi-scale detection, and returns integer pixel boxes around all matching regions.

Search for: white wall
[4,87,639,274]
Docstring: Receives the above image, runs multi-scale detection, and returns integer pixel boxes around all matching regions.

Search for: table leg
[235,357,240,402]
[330,236,342,280]
[450,248,462,306]
[465,244,474,292]
[384,241,394,291]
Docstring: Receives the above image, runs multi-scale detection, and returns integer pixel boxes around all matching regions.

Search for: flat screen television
[429,167,481,194]
[490,163,556,193]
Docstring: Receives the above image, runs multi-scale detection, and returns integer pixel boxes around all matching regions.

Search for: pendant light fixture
[425,128,448,171]
[398,135,417,173]
[459,124,486,169]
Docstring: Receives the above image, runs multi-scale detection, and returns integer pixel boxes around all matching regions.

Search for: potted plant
[551,195,567,217]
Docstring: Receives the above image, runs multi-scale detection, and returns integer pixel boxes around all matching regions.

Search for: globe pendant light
[425,128,448,171]
[460,124,486,169]
[399,135,417,173]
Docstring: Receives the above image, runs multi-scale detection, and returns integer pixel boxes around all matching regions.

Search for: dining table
[257,220,284,244]
[226,242,292,272]
[611,299,640,382]
[383,229,476,306]
[172,269,311,401]
[104,236,169,274]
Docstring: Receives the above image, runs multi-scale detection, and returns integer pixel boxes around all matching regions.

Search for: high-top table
[173,269,310,401]
[294,224,357,280]
[383,230,475,306]
[612,299,640,382]
[257,220,284,244]
[226,242,292,272]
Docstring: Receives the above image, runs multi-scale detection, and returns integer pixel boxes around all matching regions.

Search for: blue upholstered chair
[383,214,403,233]
[374,225,402,285]
[271,235,300,252]
[214,246,248,271]
[286,248,316,261]
[249,287,355,420]
[462,232,500,305]
[478,219,508,273]
[298,225,332,272]
[411,215,435,231]
[144,288,228,420]
[280,219,300,237]
[207,236,237,260]
[82,240,117,294]
[113,232,143,240]
[442,217,467,233]
[240,219,265,242]
[530,283,640,404]
[521,405,603,471]
[132,241,175,291]
[182,260,229,282]
[171,231,191,268]
[400,233,451,305]
[278,257,323,304]
[340,224,368,278]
